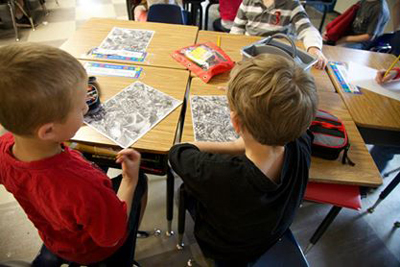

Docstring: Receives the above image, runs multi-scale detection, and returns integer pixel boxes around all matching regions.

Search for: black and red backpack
[310,110,355,166]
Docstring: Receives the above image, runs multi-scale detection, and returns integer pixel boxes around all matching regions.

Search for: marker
[217,36,221,47]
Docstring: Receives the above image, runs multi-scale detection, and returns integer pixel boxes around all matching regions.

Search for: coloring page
[97,27,154,57]
[191,95,239,142]
[84,81,181,148]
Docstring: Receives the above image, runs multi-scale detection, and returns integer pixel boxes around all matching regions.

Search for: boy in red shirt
[0,43,147,266]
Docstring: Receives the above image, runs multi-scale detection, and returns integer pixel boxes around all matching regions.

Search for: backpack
[310,110,355,166]
[324,2,361,43]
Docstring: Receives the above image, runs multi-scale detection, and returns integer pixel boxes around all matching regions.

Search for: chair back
[369,30,400,56]
[252,229,309,267]
[147,4,184,25]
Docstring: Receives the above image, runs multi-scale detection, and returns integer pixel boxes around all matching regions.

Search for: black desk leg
[177,184,186,250]
[304,206,342,254]
[367,171,400,213]
[166,167,175,236]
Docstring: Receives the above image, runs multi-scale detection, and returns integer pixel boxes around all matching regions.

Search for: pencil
[66,142,118,158]
[383,54,400,78]
[217,36,221,47]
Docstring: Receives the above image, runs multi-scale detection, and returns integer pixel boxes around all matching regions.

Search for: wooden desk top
[323,45,400,131]
[61,18,199,70]
[73,62,189,154]
[181,78,382,187]
[196,31,334,92]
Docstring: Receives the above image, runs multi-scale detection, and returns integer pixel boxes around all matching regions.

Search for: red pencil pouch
[172,42,234,83]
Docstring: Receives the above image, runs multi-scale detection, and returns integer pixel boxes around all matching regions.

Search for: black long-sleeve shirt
[168,131,313,261]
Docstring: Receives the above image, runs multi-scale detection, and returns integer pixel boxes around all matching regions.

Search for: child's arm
[191,137,245,155]
[290,2,326,69]
[115,149,141,218]
[336,34,371,44]
[230,0,248,35]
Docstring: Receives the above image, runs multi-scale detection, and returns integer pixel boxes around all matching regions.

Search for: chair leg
[304,206,342,254]
[7,0,19,41]
[166,167,175,236]
[14,0,35,30]
[177,184,186,250]
[40,1,49,16]
[367,171,400,213]
[318,4,327,33]
[197,2,202,30]
[384,166,400,177]
[126,0,133,20]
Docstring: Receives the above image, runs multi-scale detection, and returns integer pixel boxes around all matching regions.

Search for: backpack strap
[342,145,355,166]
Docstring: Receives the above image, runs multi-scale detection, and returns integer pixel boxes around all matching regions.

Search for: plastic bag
[172,42,234,83]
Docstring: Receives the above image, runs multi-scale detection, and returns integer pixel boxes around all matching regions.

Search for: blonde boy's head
[0,43,87,136]
[227,54,318,146]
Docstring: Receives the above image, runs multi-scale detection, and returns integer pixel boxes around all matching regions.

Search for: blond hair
[0,43,87,136]
[227,54,318,146]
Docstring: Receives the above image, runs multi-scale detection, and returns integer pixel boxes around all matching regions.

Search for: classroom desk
[195,31,336,93]
[73,62,189,174]
[182,77,382,187]
[60,18,199,70]
[323,46,400,144]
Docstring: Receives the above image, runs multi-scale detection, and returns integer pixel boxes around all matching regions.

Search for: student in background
[169,54,318,265]
[230,0,327,69]
[335,0,390,50]
[215,0,242,31]
[0,43,147,267]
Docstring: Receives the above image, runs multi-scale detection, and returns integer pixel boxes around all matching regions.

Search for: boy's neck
[12,135,63,162]
[243,133,285,183]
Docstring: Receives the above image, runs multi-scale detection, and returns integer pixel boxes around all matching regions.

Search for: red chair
[303,182,361,253]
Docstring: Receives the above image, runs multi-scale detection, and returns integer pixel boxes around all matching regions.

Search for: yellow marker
[383,54,400,78]
[217,36,221,47]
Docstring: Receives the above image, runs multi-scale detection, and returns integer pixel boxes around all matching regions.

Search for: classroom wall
[334,0,397,33]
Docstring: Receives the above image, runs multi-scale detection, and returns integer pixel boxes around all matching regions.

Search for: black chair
[369,30,400,57]
[182,0,204,29]
[0,0,39,41]
[147,4,185,25]
[300,0,336,32]
[177,184,309,266]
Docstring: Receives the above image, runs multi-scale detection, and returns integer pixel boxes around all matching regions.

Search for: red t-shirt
[0,133,128,264]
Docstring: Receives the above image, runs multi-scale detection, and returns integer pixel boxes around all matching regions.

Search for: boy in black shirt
[169,54,318,265]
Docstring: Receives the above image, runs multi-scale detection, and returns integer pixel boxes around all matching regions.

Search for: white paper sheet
[347,62,400,102]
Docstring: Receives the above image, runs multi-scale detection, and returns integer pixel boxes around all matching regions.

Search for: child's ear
[230,111,241,134]
[37,123,56,141]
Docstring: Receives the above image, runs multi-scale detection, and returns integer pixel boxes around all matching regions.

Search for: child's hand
[116,149,141,183]
[308,47,327,70]
[375,70,397,84]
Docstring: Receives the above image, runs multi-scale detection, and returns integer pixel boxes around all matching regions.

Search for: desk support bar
[166,167,175,236]
[304,206,342,254]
